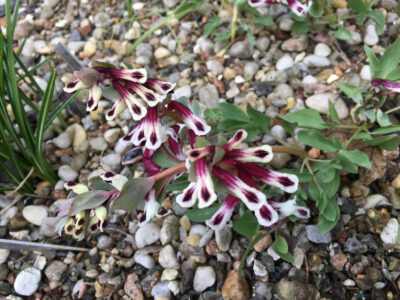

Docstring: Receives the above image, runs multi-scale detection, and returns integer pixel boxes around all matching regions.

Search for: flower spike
[269,199,310,219]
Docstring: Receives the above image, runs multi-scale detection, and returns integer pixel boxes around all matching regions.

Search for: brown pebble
[222,270,250,300]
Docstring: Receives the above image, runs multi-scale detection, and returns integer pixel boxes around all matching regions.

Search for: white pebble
[58,165,78,182]
[158,245,179,269]
[360,65,371,81]
[135,223,160,249]
[276,54,294,71]
[364,24,379,46]
[380,218,399,244]
[52,131,72,149]
[303,55,331,67]
[314,43,331,57]
[14,267,42,296]
[0,248,10,264]
[101,153,122,170]
[134,251,155,269]
[305,93,348,119]
[302,75,318,84]
[193,266,216,292]
[22,205,48,226]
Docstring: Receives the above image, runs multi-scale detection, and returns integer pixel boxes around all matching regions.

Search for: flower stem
[150,162,187,182]
[271,145,308,159]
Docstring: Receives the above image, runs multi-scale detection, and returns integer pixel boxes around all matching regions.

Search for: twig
[8,167,34,198]
[0,239,89,252]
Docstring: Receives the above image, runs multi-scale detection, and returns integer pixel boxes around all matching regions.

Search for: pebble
[154,47,171,60]
[364,194,391,209]
[360,65,371,81]
[33,255,47,270]
[226,86,240,98]
[229,41,253,59]
[314,43,331,57]
[276,54,294,71]
[104,128,121,144]
[255,37,270,52]
[45,261,67,288]
[222,270,250,300]
[124,274,144,300]
[364,24,379,46]
[163,0,178,8]
[344,237,367,254]
[14,267,41,296]
[343,279,356,287]
[276,277,315,300]
[380,218,399,244]
[39,217,58,237]
[159,245,180,269]
[161,269,179,281]
[81,41,96,58]
[134,250,155,269]
[215,227,232,252]
[58,165,78,182]
[53,131,72,149]
[97,235,114,250]
[270,125,287,141]
[303,55,331,67]
[160,215,179,245]
[0,248,10,264]
[302,75,318,84]
[22,205,48,226]
[281,35,308,52]
[193,266,216,292]
[305,93,349,119]
[67,124,88,153]
[135,223,160,249]
[198,84,219,108]
[174,85,192,99]
[90,137,108,151]
[14,20,34,40]
[306,225,332,244]
[206,60,224,75]
[244,62,259,80]
[101,153,122,170]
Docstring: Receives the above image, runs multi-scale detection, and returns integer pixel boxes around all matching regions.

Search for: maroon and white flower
[371,78,400,93]
[139,189,160,226]
[109,68,147,83]
[205,195,240,230]
[269,199,310,219]
[248,0,310,16]
[167,100,211,136]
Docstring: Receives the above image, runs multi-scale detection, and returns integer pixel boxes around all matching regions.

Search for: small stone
[193,266,216,292]
[154,47,171,60]
[104,128,121,144]
[101,153,122,170]
[215,227,232,252]
[151,281,171,298]
[275,277,316,300]
[33,255,47,270]
[90,137,108,151]
[53,131,72,149]
[360,65,371,81]
[330,252,347,271]
[40,217,58,237]
[135,223,160,249]
[124,274,144,300]
[306,225,332,244]
[302,75,318,84]
[14,20,34,40]
[0,249,10,264]
[67,124,88,153]
[391,174,400,189]
[332,0,347,8]
[364,24,379,46]
[81,41,96,58]
[198,84,219,108]
[160,215,179,245]
[344,237,367,254]
[253,233,272,252]
[94,12,112,28]
[229,41,253,59]
[305,93,349,119]
[180,215,191,231]
[134,250,155,269]
[244,62,259,80]
[97,235,114,250]
[159,245,179,269]
[255,37,270,52]
[58,165,78,182]
[303,55,331,67]
[186,234,201,246]
[270,125,287,141]
[206,60,224,75]
[174,85,192,99]
[314,43,331,57]
[364,194,391,209]
[79,19,92,36]
[22,205,48,226]
[281,35,308,52]
[226,86,240,98]
[276,54,294,71]
[343,279,356,287]
[161,269,179,281]
[380,218,399,244]
[14,267,41,296]
[163,0,178,8]
[222,270,250,300]
[45,261,67,288]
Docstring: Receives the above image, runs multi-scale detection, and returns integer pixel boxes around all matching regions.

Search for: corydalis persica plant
[248,0,311,16]
[61,63,309,239]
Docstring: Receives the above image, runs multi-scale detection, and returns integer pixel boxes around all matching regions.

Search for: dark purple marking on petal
[67,81,77,88]
[139,213,146,223]
[75,228,83,235]
[159,207,168,216]
[66,181,76,186]
[298,209,308,217]
[259,205,273,221]
[150,132,158,145]
[183,188,195,202]
[66,224,74,232]
[132,104,141,115]
[278,176,294,187]
[146,92,156,101]
[201,187,211,202]
[76,218,85,226]
[254,149,269,158]
[87,97,94,108]
[190,150,200,158]
[123,134,132,141]
[138,131,145,140]
[132,72,144,80]
[107,108,115,116]
[212,213,224,226]
[104,172,114,178]
[90,224,98,231]
[244,190,259,204]
[194,120,205,131]
[161,83,171,91]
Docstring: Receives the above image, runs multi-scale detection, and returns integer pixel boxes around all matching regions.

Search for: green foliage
[272,236,294,263]
[366,37,400,80]
[233,210,258,239]
[114,178,155,211]
[185,204,220,222]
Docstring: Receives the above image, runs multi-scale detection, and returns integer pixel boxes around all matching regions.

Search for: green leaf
[166,176,189,192]
[365,134,400,151]
[216,31,230,41]
[152,149,177,168]
[291,21,310,34]
[252,15,273,27]
[320,171,340,198]
[364,45,380,76]
[371,125,400,135]
[317,215,338,233]
[89,177,115,191]
[272,236,294,263]
[338,149,372,169]
[247,104,270,132]
[376,109,391,127]
[283,109,327,129]
[297,130,339,152]
[218,103,249,122]
[378,37,400,79]
[233,210,258,239]
[309,1,324,18]
[114,177,155,211]
[204,16,220,38]
[348,0,369,14]
[328,101,340,124]
[330,28,352,40]
[69,191,112,215]
[368,11,385,35]
[186,204,220,222]
[338,83,363,103]
[322,200,339,222]
[218,119,250,131]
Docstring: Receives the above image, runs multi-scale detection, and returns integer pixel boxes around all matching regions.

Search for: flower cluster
[248,0,311,16]
[61,64,309,238]
[371,78,400,93]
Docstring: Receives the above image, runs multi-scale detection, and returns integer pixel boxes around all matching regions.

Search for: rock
[97,235,114,250]
[229,41,253,59]
[281,35,308,52]
[163,0,178,8]
[0,248,10,264]
[302,75,318,84]
[159,245,179,269]
[226,86,240,99]
[45,261,67,288]
[364,194,391,209]
[276,54,294,71]
[255,37,270,52]
[253,82,274,96]
[90,137,108,151]
[104,128,121,144]
[305,93,349,119]
[160,215,179,245]
[124,273,144,300]
[135,223,160,248]
[222,270,250,300]
[79,19,92,36]
[33,255,47,270]
[53,131,72,149]
[262,70,288,83]
[14,20,34,40]
[279,18,293,31]
[215,227,232,252]
[151,281,171,298]
[206,60,224,75]
[22,205,48,226]
[306,225,332,244]
[380,218,399,244]
[253,259,268,279]
[161,269,179,281]
[270,125,287,141]
[40,217,58,237]
[303,55,331,67]
[58,165,78,182]
[94,12,112,28]
[134,250,155,269]
[174,85,192,99]
[14,267,41,296]
[275,277,316,300]
[67,124,88,153]
[101,153,122,170]
[198,84,219,108]
[364,24,379,46]
[154,47,171,60]
[314,43,331,57]
[193,266,216,292]
[253,233,272,252]
[344,237,367,254]
[360,65,371,81]
[81,41,96,58]
[244,62,259,80]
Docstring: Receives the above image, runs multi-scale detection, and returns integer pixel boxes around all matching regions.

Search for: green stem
[238,230,263,275]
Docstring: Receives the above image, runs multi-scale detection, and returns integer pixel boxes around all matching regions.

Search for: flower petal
[206,195,239,230]
[139,189,160,226]
[238,162,299,193]
[143,149,161,175]
[64,181,89,194]
[111,68,147,83]
[212,166,266,211]
[269,199,310,219]
[105,99,126,121]
[248,0,278,8]
[196,158,217,208]
[144,107,167,150]
[64,79,88,93]
[167,101,211,136]
[225,145,273,163]
[186,145,215,162]
[126,95,148,121]
[86,84,102,112]
[371,78,400,93]
[145,78,175,94]
[287,0,309,16]
[223,130,248,151]
[125,119,146,146]
[255,203,279,227]
[176,182,197,208]
[111,174,128,191]
[128,82,166,107]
